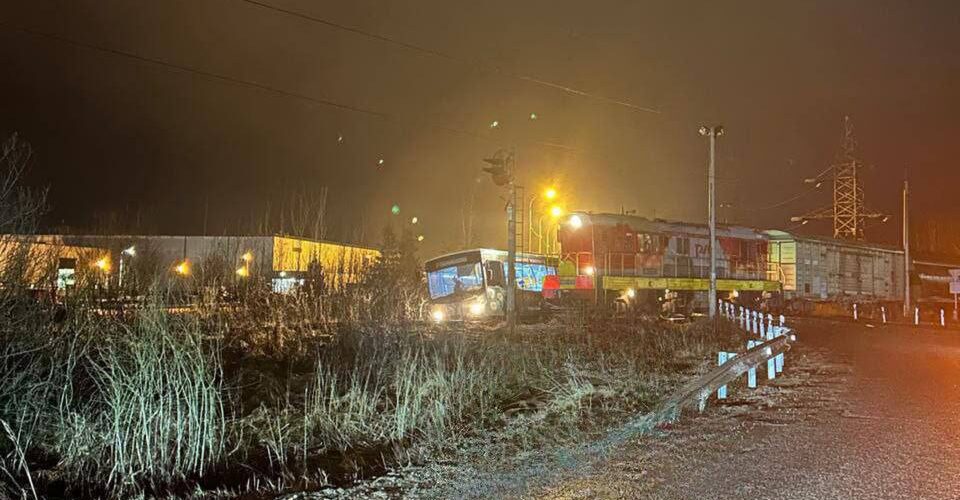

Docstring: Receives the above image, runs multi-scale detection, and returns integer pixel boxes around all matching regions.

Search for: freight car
[543,212,781,314]
[764,230,905,314]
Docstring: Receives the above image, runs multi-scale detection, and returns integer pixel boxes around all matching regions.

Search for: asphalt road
[537,317,960,499]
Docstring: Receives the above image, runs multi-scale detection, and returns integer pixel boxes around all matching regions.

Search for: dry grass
[0,280,741,498]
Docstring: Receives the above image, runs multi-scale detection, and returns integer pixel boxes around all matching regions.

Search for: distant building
[6,234,380,292]
[0,238,103,290]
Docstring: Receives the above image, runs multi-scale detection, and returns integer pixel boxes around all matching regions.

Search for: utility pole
[903,177,911,319]
[482,149,517,333]
[700,125,723,319]
[507,180,517,333]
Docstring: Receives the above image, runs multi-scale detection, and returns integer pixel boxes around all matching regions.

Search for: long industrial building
[4,234,380,291]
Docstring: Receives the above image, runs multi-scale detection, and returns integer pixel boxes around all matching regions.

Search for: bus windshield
[427,262,484,299]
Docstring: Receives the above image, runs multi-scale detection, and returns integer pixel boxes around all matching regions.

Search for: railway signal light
[391,204,400,215]
[482,156,512,186]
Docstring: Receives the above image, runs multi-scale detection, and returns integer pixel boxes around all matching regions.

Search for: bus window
[516,262,554,292]
[427,262,484,299]
[485,261,505,287]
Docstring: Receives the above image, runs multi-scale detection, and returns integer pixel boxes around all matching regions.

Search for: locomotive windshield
[427,261,484,299]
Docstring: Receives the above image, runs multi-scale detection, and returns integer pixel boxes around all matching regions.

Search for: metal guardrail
[627,303,794,433]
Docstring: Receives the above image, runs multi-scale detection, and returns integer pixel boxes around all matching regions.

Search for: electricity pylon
[791,116,887,240]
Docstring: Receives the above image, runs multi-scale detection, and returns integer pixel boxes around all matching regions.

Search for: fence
[713,300,794,403]
[621,303,795,438]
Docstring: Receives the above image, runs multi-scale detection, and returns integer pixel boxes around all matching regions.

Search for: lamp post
[118,245,135,289]
[699,125,723,319]
[528,187,559,253]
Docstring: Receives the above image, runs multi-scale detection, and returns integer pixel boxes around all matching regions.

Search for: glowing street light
[175,260,190,276]
[411,216,419,224]
[489,120,499,128]
[549,205,564,218]
[544,187,557,200]
[94,257,110,272]
[123,246,136,257]
[417,235,425,242]
[241,251,253,263]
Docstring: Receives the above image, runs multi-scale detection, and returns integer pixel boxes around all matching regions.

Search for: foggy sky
[1,0,959,254]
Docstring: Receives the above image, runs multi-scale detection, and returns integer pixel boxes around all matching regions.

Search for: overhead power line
[0,21,583,154]
[236,0,662,115]
[0,21,387,119]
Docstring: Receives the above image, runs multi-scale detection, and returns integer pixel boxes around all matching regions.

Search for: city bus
[424,248,557,322]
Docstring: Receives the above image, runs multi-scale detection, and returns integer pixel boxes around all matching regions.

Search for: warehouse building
[14,234,380,292]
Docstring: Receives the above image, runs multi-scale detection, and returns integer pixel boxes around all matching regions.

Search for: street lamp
[529,187,562,253]
[175,260,190,276]
[118,245,135,288]
[700,125,724,320]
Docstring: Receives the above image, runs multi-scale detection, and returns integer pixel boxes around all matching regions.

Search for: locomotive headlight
[569,215,583,229]
[583,265,595,276]
[626,288,636,299]
[468,300,485,316]
[431,308,445,323]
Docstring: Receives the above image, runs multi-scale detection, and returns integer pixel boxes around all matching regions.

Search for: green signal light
[391,204,400,215]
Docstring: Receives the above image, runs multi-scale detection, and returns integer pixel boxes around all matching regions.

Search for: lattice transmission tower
[793,116,886,240]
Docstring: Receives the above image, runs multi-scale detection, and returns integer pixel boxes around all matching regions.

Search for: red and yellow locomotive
[543,212,781,313]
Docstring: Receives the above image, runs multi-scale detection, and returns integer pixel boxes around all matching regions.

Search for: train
[542,211,951,316]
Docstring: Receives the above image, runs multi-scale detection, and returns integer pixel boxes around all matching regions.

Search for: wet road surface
[538,318,960,499]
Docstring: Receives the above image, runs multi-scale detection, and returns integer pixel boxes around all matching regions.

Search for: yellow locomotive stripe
[602,276,780,292]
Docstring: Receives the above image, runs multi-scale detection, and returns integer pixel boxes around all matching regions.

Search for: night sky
[1,1,959,254]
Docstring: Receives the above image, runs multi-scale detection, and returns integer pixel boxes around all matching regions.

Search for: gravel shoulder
[536,318,960,500]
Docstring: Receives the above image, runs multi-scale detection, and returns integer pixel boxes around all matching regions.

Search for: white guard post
[717,351,737,399]
[853,303,858,321]
[746,340,760,388]
[881,306,887,324]
[915,307,920,326]
[941,309,946,327]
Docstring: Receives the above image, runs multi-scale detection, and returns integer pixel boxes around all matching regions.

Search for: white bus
[424,248,557,322]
